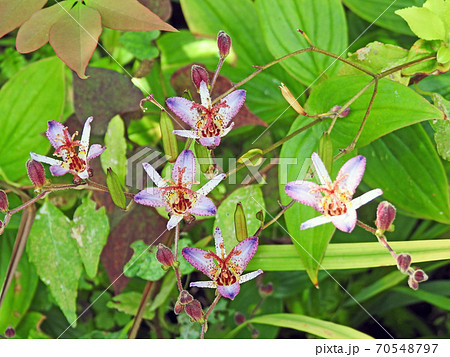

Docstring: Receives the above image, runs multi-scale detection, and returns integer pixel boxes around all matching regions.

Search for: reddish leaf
[138,0,172,21]
[101,205,168,294]
[49,3,102,79]
[0,0,47,38]
[16,1,73,53]
[85,0,177,32]
[170,63,268,129]
[72,67,143,135]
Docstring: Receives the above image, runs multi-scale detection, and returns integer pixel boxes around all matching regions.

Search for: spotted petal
[239,269,263,284]
[80,117,93,160]
[187,195,217,216]
[182,247,216,279]
[285,180,322,212]
[199,81,212,108]
[300,215,332,230]
[311,152,332,186]
[50,165,70,176]
[217,282,240,300]
[30,152,63,166]
[199,136,221,148]
[172,149,196,187]
[190,281,216,289]
[197,173,226,196]
[46,120,67,150]
[337,155,366,195]
[166,96,198,128]
[330,208,357,233]
[351,189,383,210]
[87,144,106,161]
[219,89,246,126]
[230,236,258,275]
[143,162,167,188]
[213,227,226,258]
[134,187,165,207]
[172,130,199,139]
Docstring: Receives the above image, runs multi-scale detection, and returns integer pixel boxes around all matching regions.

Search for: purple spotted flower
[285,153,383,233]
[166,81,246,149]
[30,117,105,181]
[182,227,263,300]
[134,150,225,230]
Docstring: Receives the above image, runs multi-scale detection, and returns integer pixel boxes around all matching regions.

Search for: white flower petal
[285,180,322,212]
[172,149,196,187]
[87,144,106,161]
[219,89,246,126]
[190,281,216,289]
[187,196,217,216]
[197,173,226,196]
[311,152,332,185]
[30,152,63,166]
[300,215,332,230]
[239,269,263,284]
[80,116,93,153]
[172,130,199,139]
[351,189,383,210]
[49,165,70,176]
[217,282,240,300]
[330,209,357,233]
[166,97,198,128]
[337,155,366,195]
[167,215,183,230]
[199,136,221,148]
[182,247,216,279]
[230,237,258,274]
[199,81,211,108]
[214,226,226,258]
[143,162,167,188]
[46,120,66,150]
[134,187,165,207]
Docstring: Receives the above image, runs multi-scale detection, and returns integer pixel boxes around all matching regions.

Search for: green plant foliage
[27,201,83,325]
[101,115,127,185]
[119,31,160,60]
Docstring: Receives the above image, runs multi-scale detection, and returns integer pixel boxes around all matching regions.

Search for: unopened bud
[408,276,419,290]
[185,299,204,323]
[396,253,411,273]
[156,243,175,268]
[330,105,350,117]
[174,301,184,315]
[375,201,396,233]
[183,212,196,225]
[279,83,306,115]
[252,328,259,339]
[178,290,194,305]
[234,312,246,325]
[0,190,8,212]
[4,326,15,338]
[259,282,274,297]
[26,159,46,190]
[412,269,428,283]
[217,30,231,58]
[191,65,209,91]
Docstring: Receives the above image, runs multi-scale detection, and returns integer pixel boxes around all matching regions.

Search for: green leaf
[305,75,444,148]
[402,39,449,76]
[160,111,178,163]
[0,57,65,181]
[430,93,450,160]
[395,6,446,41]
[227,313,373,339]
[234,202,248,242]
[214,185,265,252]
[437,45,450,64]
[392,287,450,311]
[256,0,348,86]
[27,201,83,325]
[15,311,50,339]
[360,124,450,223]
[342,0,424,36]
[0,0,47,38]
[101,115,127,185]
[72,195,110,278]
[106,168,126,209]
[246,239,450,271]
[107,292,154,319]
[119,31,160,60]
[0,231,38,332]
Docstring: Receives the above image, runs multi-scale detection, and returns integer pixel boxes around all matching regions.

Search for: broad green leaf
[246,239,450,271]
[107,292,154,319]
[305,75,445,149]
[106,168,126,209]
[214,185,265,252]
[0,57,65,181]
[395,7,446,41]
[15,311,50,339]
[0,231,38,332]
[402,39,450,76]
[256,0,347,85]
[431,93,450,160]
[101,115,127,185]
[85,0,176,32]
[437,45,450,64]
[27,201,83,325]
[49,3,102,79]
[160,111,178,163]
[360,124,450,223]
[392,287,450,311]
[0,0,47,38]
[342,0,424,36]
[72,195,110,278]
[227,313,373,339]
[119,31,160,60]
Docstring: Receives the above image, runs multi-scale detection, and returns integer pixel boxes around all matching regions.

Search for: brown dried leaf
[170,63,267,129]
[0,0,47,38]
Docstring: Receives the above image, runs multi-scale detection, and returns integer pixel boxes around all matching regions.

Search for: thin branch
[128,281,155,339]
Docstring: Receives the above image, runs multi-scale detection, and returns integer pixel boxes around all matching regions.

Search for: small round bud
[183,212,196,225]
[178,290,194,305]
[259,282,274,297]
[217,30,231,58]
[174,301,184,315]
[251,328,259,339]
[4,326,15,338]
[0,190,8,212]
[408,276,419,290]
[191,65,209,92]
[156,243,175,268]
[26,159,46,190]
[412,269,428,283]
[396,253,412,273]
[375,201,396,233]
[185,300,204,323]
[234,312,246,325]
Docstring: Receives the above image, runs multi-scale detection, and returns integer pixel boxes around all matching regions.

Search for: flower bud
[408,276,419,290]
[251,328,259,339]
[396,253,411,273]
[178,290,194,305]
[217,30,231,58]
[0,190,8,212]
[26,159,46,191]
[234,312,246,325]
[174,301,184,315]
[4,326,15,338]
[375,201,396,233]
[279,83,306,115]
[185,300,204,323]
[156,244,175,268]
[259,282,274,297]
[330,105,350,117]
[412,269,428,283]
[191,65,209,92]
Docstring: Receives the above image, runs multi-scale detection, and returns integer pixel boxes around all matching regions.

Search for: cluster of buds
[396,253,428,290]
[174,290,204,323]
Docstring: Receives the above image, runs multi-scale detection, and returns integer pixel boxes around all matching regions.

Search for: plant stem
[87,179,135,199]
[211,57,225,93]
[255,200,295,235]
[128,281,155,339]
[174,223,180,261]
[201,293,221,339]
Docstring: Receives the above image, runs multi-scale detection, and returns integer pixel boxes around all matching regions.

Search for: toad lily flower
[182,227,263,300]
[285,153,383,233]
[166,81,246,149]
[134,150,225,230]
[30,117,105,181]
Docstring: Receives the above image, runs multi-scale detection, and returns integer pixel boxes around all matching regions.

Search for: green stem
[128,281,155,339]
[201,293,221,339]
